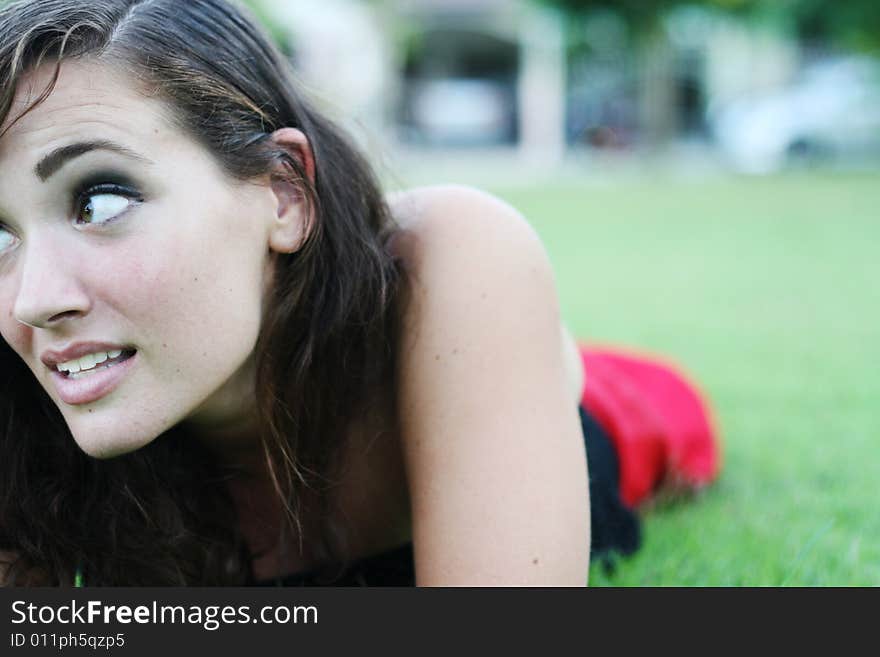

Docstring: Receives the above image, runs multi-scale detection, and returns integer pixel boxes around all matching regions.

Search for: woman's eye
[0,227,17,252]
[76,193,133,225]
[73,182,143,226]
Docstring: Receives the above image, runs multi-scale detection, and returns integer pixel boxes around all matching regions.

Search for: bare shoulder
[385,185,589,585]
[386,183,571,402]
[386,184,533,231]
[386,184,548,277]
[387,185,585,402]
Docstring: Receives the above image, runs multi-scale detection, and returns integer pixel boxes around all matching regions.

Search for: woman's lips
[50,350,137,406]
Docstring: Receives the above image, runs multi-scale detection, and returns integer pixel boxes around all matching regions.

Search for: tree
[541,0,880,52]
[537,0,733,147]
[538,0,755,29]
[539,0,880,148]
[779,0,880,52]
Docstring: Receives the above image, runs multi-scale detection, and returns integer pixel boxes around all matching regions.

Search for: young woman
[0,0,715,586]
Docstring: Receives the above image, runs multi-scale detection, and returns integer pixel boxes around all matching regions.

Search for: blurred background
[241,0,878,586]
[245,0,880,180]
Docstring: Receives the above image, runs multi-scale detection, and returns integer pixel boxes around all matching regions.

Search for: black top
[253,543,415,587]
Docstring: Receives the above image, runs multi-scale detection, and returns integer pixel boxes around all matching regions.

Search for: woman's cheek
[95,232,191,314]
[0,278,35,368]
[0,306,30,353]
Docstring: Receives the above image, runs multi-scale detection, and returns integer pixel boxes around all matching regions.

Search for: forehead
[0,58,178,170]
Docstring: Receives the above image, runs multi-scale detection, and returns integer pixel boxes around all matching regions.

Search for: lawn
[489,172,879,586]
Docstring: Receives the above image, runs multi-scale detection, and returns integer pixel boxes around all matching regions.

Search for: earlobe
[267,127,316,254]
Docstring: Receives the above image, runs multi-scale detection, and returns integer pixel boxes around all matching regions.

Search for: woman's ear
[267,127,316,254]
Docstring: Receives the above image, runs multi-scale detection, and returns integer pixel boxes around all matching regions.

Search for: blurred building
[564,6,799,151]
[257,0,566,166]
[253,1,877,173]
[392,0,566,166]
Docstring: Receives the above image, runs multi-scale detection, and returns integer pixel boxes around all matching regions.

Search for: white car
[710,57,880,173]
[403,77,515,145]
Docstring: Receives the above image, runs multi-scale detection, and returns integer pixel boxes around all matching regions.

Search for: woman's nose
[12,236,91,329]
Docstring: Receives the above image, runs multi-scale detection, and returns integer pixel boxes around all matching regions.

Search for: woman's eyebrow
[35,140,153,182]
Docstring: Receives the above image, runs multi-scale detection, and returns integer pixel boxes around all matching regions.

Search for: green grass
[489,172,880,586]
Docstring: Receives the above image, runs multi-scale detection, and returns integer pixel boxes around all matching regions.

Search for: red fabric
[579,346,720,508]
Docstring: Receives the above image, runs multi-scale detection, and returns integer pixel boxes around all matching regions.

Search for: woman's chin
[75,439,149,460]
[68,424,159,460]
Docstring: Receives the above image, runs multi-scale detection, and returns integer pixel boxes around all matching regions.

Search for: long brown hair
[0,0,400,585]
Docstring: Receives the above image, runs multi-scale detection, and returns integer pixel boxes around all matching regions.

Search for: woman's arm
[392,186,590,586]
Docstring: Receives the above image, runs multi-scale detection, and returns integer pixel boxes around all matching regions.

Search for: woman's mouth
[56,348,136,379]
[50,349,138,405]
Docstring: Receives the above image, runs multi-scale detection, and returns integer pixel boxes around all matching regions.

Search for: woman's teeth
[57,349,125,378]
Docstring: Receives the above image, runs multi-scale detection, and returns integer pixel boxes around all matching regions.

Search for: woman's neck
[192,413,265,474]
[184,355,267,473]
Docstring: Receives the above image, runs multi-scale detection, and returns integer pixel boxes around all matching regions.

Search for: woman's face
[0,60,288,457]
